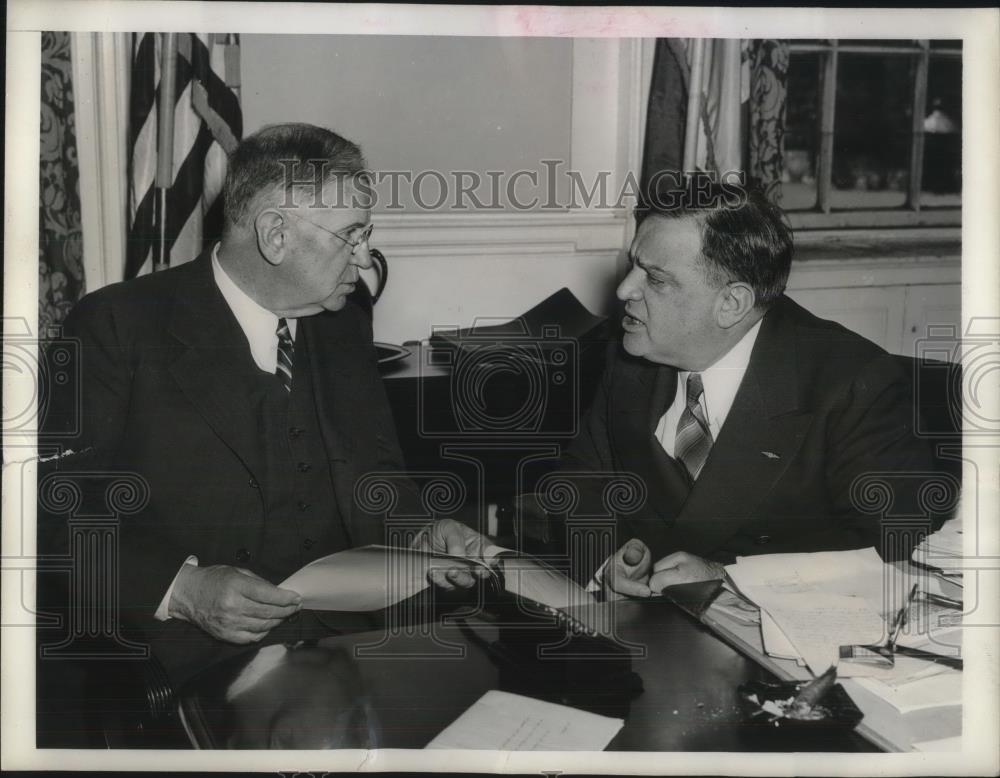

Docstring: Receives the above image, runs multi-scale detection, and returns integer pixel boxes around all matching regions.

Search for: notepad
[425,690,623,750]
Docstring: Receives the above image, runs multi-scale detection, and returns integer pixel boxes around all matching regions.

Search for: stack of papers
[726,548,887,676]
[912,515,963,570]
[726,548,961,679]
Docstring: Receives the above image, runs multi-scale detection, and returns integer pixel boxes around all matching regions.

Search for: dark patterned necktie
[675,372,713,481]
[275,318,294,392]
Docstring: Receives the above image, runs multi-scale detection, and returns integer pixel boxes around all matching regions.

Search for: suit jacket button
[289,426,304,438]
[248,477,259,489]
[297,462,311,473]
[302,538,314,550]
[755,534,771,546]
[235,548,251,562]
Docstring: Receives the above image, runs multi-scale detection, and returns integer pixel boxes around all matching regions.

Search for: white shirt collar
[210,243,296,373]
[655,317,763,457]
[693,316,763,432]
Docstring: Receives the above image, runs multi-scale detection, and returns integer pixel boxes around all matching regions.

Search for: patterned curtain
[746,40,790,204]
[39,31,85,336]
[642,39,790,205]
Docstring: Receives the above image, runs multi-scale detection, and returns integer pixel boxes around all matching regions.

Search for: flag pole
[153,33,178,272]
[682,38,706,176]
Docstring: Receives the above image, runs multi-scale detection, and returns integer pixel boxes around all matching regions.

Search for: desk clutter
[180,528,965,752]
[665,542,963,751]
[913,510,964,593]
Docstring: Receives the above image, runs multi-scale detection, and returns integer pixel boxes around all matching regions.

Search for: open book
[280,544,600,634]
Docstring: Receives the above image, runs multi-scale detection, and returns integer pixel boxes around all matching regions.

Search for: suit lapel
[302,311,363,537]
[166,252,267,485]
[609,356,690,550]
[672,300,814,553]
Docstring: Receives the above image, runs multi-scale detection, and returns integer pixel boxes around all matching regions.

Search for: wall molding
[788,254,961,290]
[371,209,631,258]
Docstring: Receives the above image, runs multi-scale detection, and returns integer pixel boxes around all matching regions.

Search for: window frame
[784,39,962,231]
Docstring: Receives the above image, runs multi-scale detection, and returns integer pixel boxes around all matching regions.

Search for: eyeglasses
[285,211,374,254]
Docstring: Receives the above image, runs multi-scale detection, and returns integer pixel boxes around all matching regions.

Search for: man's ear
[716,281,756,328]
[255,209,288,266]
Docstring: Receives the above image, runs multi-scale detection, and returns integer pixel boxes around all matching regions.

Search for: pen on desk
[888,583,919,651]
[921,590,963,610]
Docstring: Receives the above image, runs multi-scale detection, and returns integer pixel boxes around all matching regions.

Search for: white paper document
[425,690,624,751]
[280,544,599,616]
[759,609,805,663]
[911,735,963,752]
[852,668,962,714]
[762,591,886,675]
[279,545,475,611]
[729,547,887,612]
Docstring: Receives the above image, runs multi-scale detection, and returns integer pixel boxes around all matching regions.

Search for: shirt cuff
[585,555,613,593]
[154,556,199,621]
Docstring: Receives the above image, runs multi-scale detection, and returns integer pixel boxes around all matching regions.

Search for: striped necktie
[675,372,713,481]
[275,318,294,392]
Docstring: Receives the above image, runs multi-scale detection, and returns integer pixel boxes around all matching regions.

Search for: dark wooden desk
[178,598,878,752]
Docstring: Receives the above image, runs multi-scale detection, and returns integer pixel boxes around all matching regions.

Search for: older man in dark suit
[557,187,937,598]
[46,124,484,685]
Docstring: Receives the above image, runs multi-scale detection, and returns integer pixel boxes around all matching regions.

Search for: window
[783,40,961,229]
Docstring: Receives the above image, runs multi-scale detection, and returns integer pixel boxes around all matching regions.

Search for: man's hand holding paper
[279,519,495,611]
[169,564,303,644]
[410,518,493,590]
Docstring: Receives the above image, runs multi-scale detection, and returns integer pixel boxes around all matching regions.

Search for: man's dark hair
[223,123,367,228]
[635,180,794,309]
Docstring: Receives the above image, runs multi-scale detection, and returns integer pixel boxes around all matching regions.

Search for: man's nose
[616,267,641,301]
[352,242,374,270]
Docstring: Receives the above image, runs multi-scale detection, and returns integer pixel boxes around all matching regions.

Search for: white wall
[240,35,646,344]
[786,243,961,357]
[241,35,575,212]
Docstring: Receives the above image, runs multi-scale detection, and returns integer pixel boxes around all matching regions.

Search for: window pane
[831,53,914,209]
[922,55,962,206]
[783,52,821,210]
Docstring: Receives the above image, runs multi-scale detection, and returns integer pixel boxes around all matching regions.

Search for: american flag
[126,33,242,279]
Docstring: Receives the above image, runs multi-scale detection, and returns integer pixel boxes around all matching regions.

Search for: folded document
[280,544,598,629]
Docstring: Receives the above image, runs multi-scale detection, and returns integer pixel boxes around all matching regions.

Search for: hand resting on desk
[648,551,726,592]
[603,542,725,599]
